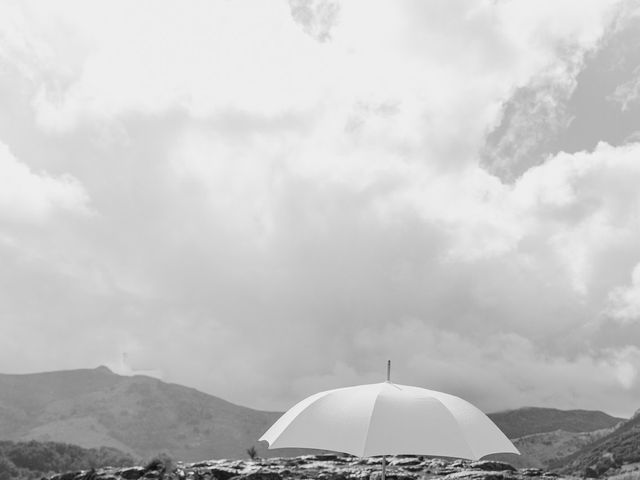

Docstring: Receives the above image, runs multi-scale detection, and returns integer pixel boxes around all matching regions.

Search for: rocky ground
[46,454,566,480]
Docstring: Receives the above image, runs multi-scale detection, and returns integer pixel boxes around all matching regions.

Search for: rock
[520,468,543,477]
[390,458,422,467]
[369,473,415,480]
[433,468,460,476]
[80,469,98,480]
[223,461,246,471]
[402,467,427,473]
[426,459,451,471]
[469,462,516,472]
[120,467,146,480]
[387,475,415,480]
[444,471,487,480]
[229,473,282,480]
[58,472,82,480]
[42,453,564,480]
[352,470,371,480]
[444,470,516,480]
[584,466,599,478]
[318,473,348,480]
[209,469,237,480]
[312,455,343,462]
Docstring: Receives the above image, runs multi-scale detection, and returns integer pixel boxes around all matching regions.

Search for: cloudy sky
[2,0,640,418]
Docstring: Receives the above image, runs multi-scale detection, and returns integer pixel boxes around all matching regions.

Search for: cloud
[350,320,640,413]
[482,2,640,181]
[481,68,577,182]
[511,142,640,297]
[288,0,340,42]
[18,1,332,131]
[4,0,620,154]
[0,140,90,222]
[608,262,640,323]
[2,0,640,419]
[129,135,640,415]
[609,67,640,111]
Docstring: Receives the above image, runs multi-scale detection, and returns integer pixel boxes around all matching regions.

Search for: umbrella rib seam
[432,397,478,460]
[361,384,384,457]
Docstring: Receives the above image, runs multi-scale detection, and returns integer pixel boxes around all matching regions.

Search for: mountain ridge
[487,406,624,439]
[0,366,293,461]
[0,366,628,465]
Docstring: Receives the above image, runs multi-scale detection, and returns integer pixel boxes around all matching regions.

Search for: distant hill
[0,367,628,466]
[0,366,305,462]
[484,407,625,469]
[550,413,640,476]
[487,407,624,439]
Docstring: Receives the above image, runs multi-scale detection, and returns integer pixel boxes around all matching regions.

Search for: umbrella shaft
[382,456,386,480]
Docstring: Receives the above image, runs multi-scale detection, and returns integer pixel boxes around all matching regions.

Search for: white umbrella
[260,362,518,479]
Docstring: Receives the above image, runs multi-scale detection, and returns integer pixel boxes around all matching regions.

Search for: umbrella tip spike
[386,360,391,382]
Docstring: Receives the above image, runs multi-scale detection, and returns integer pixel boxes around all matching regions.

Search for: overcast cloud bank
[1,0,640,417]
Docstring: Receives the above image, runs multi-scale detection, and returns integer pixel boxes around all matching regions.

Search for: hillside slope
[0,367,293,462]
[0,367,627,466]
[514,428,615,467]
[487,407,624,439]
[551,413,640,476]
[484,408,624,469]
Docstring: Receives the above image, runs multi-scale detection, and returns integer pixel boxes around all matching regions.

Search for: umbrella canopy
[260,380,519,460]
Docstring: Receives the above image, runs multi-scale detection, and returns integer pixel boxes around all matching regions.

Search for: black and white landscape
[2,1,640,479]
[0,367,635,474]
